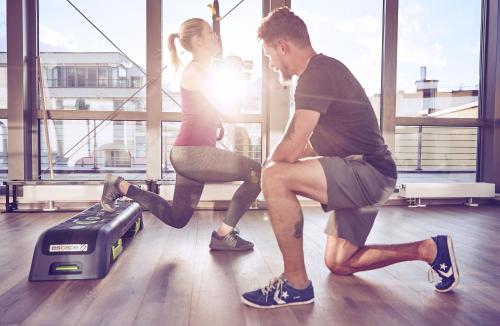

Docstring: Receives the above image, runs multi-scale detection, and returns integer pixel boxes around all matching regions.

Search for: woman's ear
[192,35,203,49]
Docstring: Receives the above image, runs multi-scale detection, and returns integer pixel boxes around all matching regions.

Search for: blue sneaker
[242,276,314,309]
[428,235,460,292]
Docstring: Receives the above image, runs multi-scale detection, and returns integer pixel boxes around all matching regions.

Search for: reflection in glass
[40,120,146,180]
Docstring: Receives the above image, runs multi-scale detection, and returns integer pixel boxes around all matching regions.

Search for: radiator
[399,183,495,207]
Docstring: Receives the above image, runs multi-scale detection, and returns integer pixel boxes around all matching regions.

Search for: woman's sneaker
[428,235,460,292]
[100,174,124,212]
[209,229,254,251]
[242,275,314,309]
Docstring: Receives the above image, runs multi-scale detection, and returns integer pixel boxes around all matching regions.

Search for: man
[241,7,459,309]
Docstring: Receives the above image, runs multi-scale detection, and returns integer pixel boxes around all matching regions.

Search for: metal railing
[394,126,477,172]
[45,78,143,89]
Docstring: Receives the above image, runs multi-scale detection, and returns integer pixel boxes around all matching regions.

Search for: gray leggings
[125,146,261,229]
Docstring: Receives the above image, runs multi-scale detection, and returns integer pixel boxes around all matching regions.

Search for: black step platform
[29,201,143,281]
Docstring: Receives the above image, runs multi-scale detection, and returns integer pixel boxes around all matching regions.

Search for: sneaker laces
[261,276,285,302]
[427,268,435,284]
[224,230,239,247]
[104,185,121,203]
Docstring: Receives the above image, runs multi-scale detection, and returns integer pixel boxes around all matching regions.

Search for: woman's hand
[182,61,243,118]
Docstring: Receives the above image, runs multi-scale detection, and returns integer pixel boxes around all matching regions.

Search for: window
[162,0,263,113]
[40,120,146,180]
[396,1,481,118]
[395,126,477,183]
[53,66,66,87]
[131,76,141,88]
[37,0,147,179]
[0,0,5,110]
[66,67,76,87]
[161,0,264,180]
[394,1,482,183]
[39,0,146,111]
[98,67,109,87]
[0,119,6,180]
[291,1,383,120]
[87,67,97,87]
[0,1,6,179]
[76,67,86,87]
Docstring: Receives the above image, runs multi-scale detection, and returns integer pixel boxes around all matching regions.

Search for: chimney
[415,66,438,114]
[420,66,426,80]
[415,66,438,96]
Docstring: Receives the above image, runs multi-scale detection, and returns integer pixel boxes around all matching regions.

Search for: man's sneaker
[100,174,124,212]
[428,235,460,292]
[209,229,254,251]
[242,276,314,309]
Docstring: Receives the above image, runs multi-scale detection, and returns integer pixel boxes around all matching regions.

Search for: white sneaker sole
[241,296,314,309]
[435,235,460,293]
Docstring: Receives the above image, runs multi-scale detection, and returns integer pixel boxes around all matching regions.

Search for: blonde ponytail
[168,33,182,70]
[168,18,207,70]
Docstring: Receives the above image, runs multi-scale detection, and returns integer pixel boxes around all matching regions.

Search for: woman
[100,18,261,251]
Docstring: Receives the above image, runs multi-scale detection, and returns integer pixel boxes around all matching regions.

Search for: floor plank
[1,205,500,325]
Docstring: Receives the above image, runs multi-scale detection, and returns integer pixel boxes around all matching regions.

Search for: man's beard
[277,64,293,86]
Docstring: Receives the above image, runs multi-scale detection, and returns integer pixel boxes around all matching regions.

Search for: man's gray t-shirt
[294,54,397,179]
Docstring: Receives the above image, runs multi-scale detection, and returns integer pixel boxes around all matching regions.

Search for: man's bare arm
[267,109,320,164]
[300,141,318,159]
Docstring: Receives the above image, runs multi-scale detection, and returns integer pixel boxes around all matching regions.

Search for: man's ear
[276,39,289,55]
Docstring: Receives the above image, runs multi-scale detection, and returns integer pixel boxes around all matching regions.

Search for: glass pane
[0,0,6,110]
[39,0,146,111]
[395,126,477,183]
[162,0,262,114]
[291,1,383,120]
[161,122,262,180]
[219,0,262,115]
[0,119,6,180]
[40,120,146,180]
[396,1,481,118]
[161,122,181,181]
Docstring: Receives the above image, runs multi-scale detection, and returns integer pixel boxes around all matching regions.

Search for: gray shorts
[318,156,396,247]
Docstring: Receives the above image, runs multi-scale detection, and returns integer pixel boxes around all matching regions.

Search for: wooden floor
[1,205,500,326]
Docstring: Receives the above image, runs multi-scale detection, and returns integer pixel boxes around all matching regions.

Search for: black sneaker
[209,228,254,251]
[100,174,124,212]
[428,235,460,292]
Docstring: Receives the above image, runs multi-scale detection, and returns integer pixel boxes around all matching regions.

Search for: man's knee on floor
[324,238,359,275]
[324,255,354,275]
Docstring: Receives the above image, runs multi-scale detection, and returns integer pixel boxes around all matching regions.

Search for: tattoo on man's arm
[293,213,304,239]
[284,116,297,141]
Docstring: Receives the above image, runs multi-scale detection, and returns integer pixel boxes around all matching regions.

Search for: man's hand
[268,109,320,163]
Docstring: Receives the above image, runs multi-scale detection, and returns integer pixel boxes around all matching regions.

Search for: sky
[0,0,482,96]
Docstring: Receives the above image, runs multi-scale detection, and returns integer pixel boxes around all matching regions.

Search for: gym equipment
[29,201,143,281]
